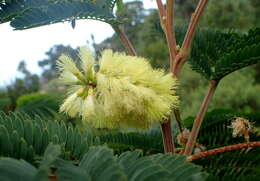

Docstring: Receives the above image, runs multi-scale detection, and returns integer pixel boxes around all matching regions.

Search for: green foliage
[199,147,260,181]
[116,149,207,181]
[0,98,11,111]
[183,109,260,180]
[0,112,99,163]
[0,144,207,181]
[99,129,164,154]
[189,28,260,81]
[201,0,260,30]
[0,108,259,180]
[16,93,60,118]
[0,143,60,181]
[0,158,38,181]
[5,61,40,110]
[184,109,260,148]
[0,89,11,112]
[0,0,121,30]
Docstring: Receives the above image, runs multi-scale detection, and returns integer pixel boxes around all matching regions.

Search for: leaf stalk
[112,25,137,56]
[187,141,260,161]
[184,80,219,156]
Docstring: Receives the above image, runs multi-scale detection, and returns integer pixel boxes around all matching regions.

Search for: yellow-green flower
[58,47,179,129]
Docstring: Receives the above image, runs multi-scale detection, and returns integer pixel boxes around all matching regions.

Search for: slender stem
[156,0,209,154]
[161,118,175,153]
[187,141,260,162]
[156,0,166,29]
[112,25,137,56]
[172,54,184,78]
[184,80,219,156]
[156,0,177,153]
[172,0,208,76]
[156,0,177,69]
[166,0,174,30]
[49,175,56,181]
[174,109,183,132]
[166,0,177,68]
[181,0,208,51]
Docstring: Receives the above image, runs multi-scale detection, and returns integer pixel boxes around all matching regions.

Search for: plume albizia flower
[57,47,179,129]
[177,128,190,146]
[229,117,254,142]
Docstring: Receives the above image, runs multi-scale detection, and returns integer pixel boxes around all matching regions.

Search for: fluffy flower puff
[57,47,179,129]
[229,117,254,140]
[177,128,190,146]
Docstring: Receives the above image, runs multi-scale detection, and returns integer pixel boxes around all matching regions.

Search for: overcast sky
[0,0,159,86]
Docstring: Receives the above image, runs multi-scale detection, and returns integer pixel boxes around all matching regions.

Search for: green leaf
[33,123,43,153]
[10,130,20,158]
[57,164,91,181]
[184,109,260,180]
[0,158,36,181]
[23,119,34,146]
[0,125,13,155]
[33,143,61,181]
[16,93,59,119]
[0,112,97,163]
[40,143,61,168]
[189,28,260,81]
[0,0,121,30]
[120,152,207,181]
[99,130,163,154]
[0,145,207,181]
[20,137,29,160]
[79,146,127,181]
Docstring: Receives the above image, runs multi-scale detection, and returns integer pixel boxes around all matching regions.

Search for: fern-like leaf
[15,93,60,119]
[189,28,260,81]
[99,129,164,154]
[0,143,59,181]
[0,0,121,30]
[57,146,207,181]
[184,109,260,180]
[0,112,99,163]
[0,144,208,181]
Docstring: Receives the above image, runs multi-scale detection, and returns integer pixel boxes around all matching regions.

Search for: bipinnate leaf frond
[0,111,99,162]
[0,0,121,30]
[184,109,260,180]
[0,144,207,181]
[189,28,260,81]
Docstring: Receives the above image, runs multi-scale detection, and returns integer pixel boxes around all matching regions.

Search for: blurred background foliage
[0,0,259,119]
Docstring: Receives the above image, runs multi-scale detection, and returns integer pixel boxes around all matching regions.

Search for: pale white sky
[0,0,159,86]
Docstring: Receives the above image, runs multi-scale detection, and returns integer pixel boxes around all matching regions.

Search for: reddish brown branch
[187,141,260,162]
[156,0,177,69]
[166,0,174,29]
[165,0,177,68]
[49,175,56,181]
[156,0,177,153]
[172,54,184,78]
[182,0,208,51]
[174,108,183,132]
[172,0,208,77]
[161,119,175,153]
[184,80,219,156]
[156,0,166,28]
[113,25,137,56]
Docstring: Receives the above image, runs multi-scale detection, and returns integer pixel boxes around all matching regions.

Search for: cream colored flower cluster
[57,47,179,129]
[229,117,254,142]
